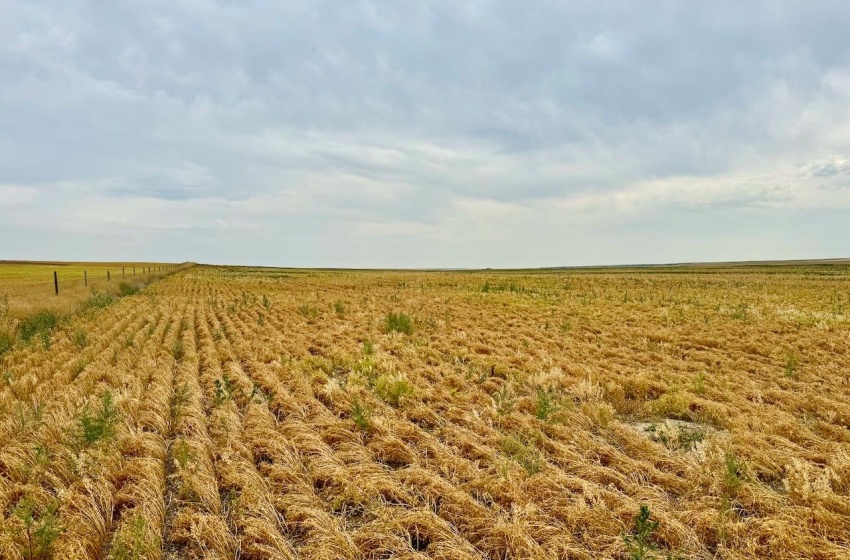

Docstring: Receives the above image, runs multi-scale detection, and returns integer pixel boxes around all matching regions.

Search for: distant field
[0,261,184,314]
[1,263,849,559]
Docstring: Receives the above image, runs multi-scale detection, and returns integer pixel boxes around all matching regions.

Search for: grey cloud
[805,155,850,177]
[1,1,850,265]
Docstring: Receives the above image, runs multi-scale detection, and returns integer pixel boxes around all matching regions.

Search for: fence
[0,263,192,299]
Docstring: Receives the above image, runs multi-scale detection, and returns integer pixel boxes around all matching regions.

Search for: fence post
[85,271,87,286]
[133,266,136,276]
[123,267,125,278]
[108,271,111,282]
[54,271,59,295]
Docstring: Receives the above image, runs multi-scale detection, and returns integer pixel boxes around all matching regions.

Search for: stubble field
[1,264,849,559]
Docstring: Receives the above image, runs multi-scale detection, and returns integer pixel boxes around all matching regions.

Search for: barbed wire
[0,266,187,299]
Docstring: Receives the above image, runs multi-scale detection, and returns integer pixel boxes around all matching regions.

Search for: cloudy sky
[2,1,849,267]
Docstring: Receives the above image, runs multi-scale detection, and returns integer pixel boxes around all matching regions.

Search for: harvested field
[1,264,849,559]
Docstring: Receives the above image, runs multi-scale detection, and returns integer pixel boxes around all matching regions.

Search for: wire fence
[0,263,191,298]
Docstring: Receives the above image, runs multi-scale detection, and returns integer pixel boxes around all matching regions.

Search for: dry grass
[1,263,850,559]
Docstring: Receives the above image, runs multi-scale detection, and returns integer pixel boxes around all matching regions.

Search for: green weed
[535,387,557,421]
[351,397,371,431]
[384,312,413,335]
[84,289,115,311]
[621,504,659,560]
[298,304,320,321]
[374,375,411,406]
[19,311,58,344]
[500,436,543,475]
[172,438,193,470]
[784,352,799,379]
[79,391,120,445]
[214,374,236,405]
[117,282,140,297]
[493,385,514,415]
[109,514,156,560]
[169,383,191,420]
[0,331,13,356]
[12,494,62,560]
[171,339,185,362]
[70,328,88,349]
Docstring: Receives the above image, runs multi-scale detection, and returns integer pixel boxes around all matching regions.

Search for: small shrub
[535,387,556,421]
[621,504,659,560]
[19,311,59,344]
[362,339,375,356]
[79,391,120,445]
[249,383,269,403]
[731,303,748,320]
[677,425,705,450]
[12,494,62,560]
[214,375,236,405]
[334,300,346,315]
[500,436,543,475]
[109,514,156,560]
[493,385,514,415]
[262,294,270,309]
[784,352,799,379]
[70,328,88,349]
[70,358,89,379]
[351,397,371,431]
[169,383,191,420]
[650,390,691,420]
[693,372,706,395]
[171,339,185,362]
[374,375,411,406]
[84,289,115,311]
[384,312,413,335]
[0,331,13,356]
[117,282,140,297]
[298,304,319,321]
[172,438,193,470]
[724,453,744,498]
[644,422,705,451]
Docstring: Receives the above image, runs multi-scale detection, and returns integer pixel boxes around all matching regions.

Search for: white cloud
[2,1,850,265]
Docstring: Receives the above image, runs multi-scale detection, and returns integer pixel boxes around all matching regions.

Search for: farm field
[0,261,184,316]
[1,264,849,559]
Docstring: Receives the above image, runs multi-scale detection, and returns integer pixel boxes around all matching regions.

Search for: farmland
[1,264,849,559]
[0,262,182,316]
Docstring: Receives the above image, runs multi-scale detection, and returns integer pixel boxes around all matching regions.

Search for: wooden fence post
[108,271,111,282]
[54,271,59,295]
[84,271,87,286]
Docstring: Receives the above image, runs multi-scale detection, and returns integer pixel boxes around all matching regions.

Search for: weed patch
[374,375,411,406]
[351,397,371,431]
[19,311,59,344]
[79,391,120,445]
[11,494,62,560]
[384,312,413,335]
[118,282,141,297]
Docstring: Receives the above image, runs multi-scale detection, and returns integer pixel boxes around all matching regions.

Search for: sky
[1,1,849,268]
